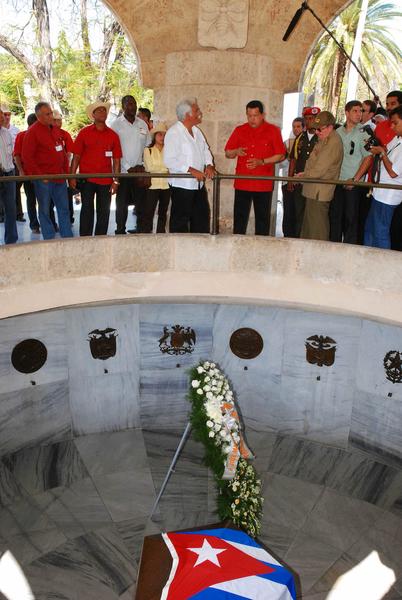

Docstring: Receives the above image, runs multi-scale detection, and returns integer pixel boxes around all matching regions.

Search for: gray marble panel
[33,478,113,539]
[211,305,285,431]
[115,516,148,566]
[308,552,358,596]
[0,461,27,506]
[3,441,89,495]
[74,429,148,477]
[0,381,72,457]
[25,526,136,600]
[0,310,68,394]
[268,435,402,509]
[65,304,139,377]
[278,310,360,446]
[92,468,156,522]
[351,389,402,468]
[284,531,342,595]
[69,372,140,435]
[0,496,58,539]
[299,488,382,553]
[356,319,402,400]
[5,528,67,566]
[139,368,191,428]
[139,303,215,371]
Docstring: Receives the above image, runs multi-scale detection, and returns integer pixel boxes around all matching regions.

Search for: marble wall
[1,301,402,475]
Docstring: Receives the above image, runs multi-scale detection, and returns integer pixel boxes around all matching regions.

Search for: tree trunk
[330,50,347,117]
[97,20,122,101]
[32,0,61,106]
[80,0,92,68]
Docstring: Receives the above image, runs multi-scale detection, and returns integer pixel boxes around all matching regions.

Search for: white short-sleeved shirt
[0,126,14,171]
[375,137,402,206]
[163,121,213,190]
[110,114,151,173]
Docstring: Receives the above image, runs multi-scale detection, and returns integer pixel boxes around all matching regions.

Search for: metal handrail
[2,171,401,237]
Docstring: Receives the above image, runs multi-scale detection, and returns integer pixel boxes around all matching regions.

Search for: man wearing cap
[225,100,285,235]
[298,111,343,240]
[71,101,122,236]
[0,107,18,244]
[22,101,73,240]
[164,97,216,233]
[329,100,372,245]
[286,107,320,237]
[110,95,151,234]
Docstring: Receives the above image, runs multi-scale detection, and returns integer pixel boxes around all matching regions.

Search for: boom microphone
[282,2,308,42]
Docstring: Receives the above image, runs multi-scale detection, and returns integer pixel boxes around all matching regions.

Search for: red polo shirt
[225,121,285,191]
[13,130,25,158]
[375,119,395,146]
[73,124,122,185]
[21,121,68,178]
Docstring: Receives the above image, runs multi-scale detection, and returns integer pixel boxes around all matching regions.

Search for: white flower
[205,376,210,382]
[214,423,221,431]
[209,431,215,438]
[196,388,203,395]
[210,362,216,368]
[197,366,204,374]
[204,361,210,368]
[219,430,227,437]
[203,385,211,392]
[224,445,231,454]
[206,420,214,428]
[191,380,200,388]
[206,391,214,400]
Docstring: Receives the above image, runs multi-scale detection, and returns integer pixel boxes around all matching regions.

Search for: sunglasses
[350,141,355,155]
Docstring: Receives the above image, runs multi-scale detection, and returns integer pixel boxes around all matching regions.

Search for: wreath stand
[149,422,192,520]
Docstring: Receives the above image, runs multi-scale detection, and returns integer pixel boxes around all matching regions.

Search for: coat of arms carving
[159,325,196,355]
[88,328,118,360]
[305,335,337,367]
[383,350,402,384]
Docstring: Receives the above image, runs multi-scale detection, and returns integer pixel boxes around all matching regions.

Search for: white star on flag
[188,538,226,567]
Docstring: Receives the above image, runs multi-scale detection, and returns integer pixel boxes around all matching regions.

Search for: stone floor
[0,427,401,599]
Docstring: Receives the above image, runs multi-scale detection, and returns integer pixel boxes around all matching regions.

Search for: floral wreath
[188,361,263,537]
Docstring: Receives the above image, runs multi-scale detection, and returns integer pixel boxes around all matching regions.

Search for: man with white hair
[164,98,216,233]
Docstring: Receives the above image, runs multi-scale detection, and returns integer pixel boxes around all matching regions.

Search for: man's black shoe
[17,216,26,222]
[128,229,137,234]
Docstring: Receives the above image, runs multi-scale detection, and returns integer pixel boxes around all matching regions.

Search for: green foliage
[0,55,29,127]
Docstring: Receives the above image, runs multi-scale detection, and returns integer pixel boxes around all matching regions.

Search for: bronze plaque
[384,350,402,384]
[229,328,263,359]
[11,339,47,373]
[159,325,196,355]
[88,328,118,360]
[305,335,336,367]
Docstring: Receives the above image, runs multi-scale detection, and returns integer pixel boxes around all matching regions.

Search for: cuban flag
[161,528,296,600]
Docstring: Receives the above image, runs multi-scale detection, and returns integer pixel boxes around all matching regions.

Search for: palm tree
[303,0,402,118]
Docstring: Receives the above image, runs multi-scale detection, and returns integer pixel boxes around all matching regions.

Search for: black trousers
[357,189,372,245]
[282,185,296,237]
[329,185,362,244]
[24,180,40,230]
[79,181,111,236]
[137,188,171,233]
[169,186,210,233]
[391,203,402,251]
[115,177,146,233]
[234,189,272,235]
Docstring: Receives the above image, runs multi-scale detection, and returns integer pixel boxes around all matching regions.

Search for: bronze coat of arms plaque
[88,328,118,360]
[305,335,337,367]
[383,350,402,384]
[11,339,48,373]
[159,325,196,355]
[229,328,263,359]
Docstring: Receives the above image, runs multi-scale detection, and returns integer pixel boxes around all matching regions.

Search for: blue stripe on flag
[190,587,249,599]
[178,528,261,548]
[258,564,297,600]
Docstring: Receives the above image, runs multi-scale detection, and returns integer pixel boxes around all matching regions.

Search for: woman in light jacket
[142,123,170,233]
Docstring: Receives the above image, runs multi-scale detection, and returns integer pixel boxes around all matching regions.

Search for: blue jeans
[34,180,73,240]
[364,197,396,249]
[0,170,18,244]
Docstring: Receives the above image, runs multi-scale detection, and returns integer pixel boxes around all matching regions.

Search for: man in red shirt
[13,113,40,234]
[225,100,285,235]
[71,101,122,236]
[21,102,73,240]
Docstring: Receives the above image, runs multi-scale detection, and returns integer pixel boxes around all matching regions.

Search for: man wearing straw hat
[71,101,122,236]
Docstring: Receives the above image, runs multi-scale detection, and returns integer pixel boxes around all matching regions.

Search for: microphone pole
[282,1,382,107]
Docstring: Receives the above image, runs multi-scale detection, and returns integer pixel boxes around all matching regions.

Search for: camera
[361,124,381,151]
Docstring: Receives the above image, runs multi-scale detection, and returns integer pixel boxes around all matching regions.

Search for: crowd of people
[0,90,401,249]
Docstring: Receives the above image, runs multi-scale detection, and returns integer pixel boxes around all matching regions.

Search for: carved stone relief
[198,0,249,50]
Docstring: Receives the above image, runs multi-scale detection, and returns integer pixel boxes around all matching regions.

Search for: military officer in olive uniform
[287,107,320,237]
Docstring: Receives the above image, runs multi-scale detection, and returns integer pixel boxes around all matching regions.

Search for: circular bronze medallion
[11,339,48,374]
[229,328,263,360]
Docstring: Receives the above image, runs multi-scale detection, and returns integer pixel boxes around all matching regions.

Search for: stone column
[153,50,285,232]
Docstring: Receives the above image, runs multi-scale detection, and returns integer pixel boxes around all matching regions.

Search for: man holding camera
[329,100,371,244]
[363,106,402,249]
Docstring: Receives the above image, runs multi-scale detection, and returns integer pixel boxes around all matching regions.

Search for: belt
[1,169,14,176]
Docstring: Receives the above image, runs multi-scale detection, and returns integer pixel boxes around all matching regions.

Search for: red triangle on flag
[163,532,274,599]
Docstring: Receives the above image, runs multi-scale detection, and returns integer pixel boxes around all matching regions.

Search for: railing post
[211,174,220,235]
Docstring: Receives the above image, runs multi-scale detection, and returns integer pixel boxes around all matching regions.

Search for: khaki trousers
[301,197,330,241]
